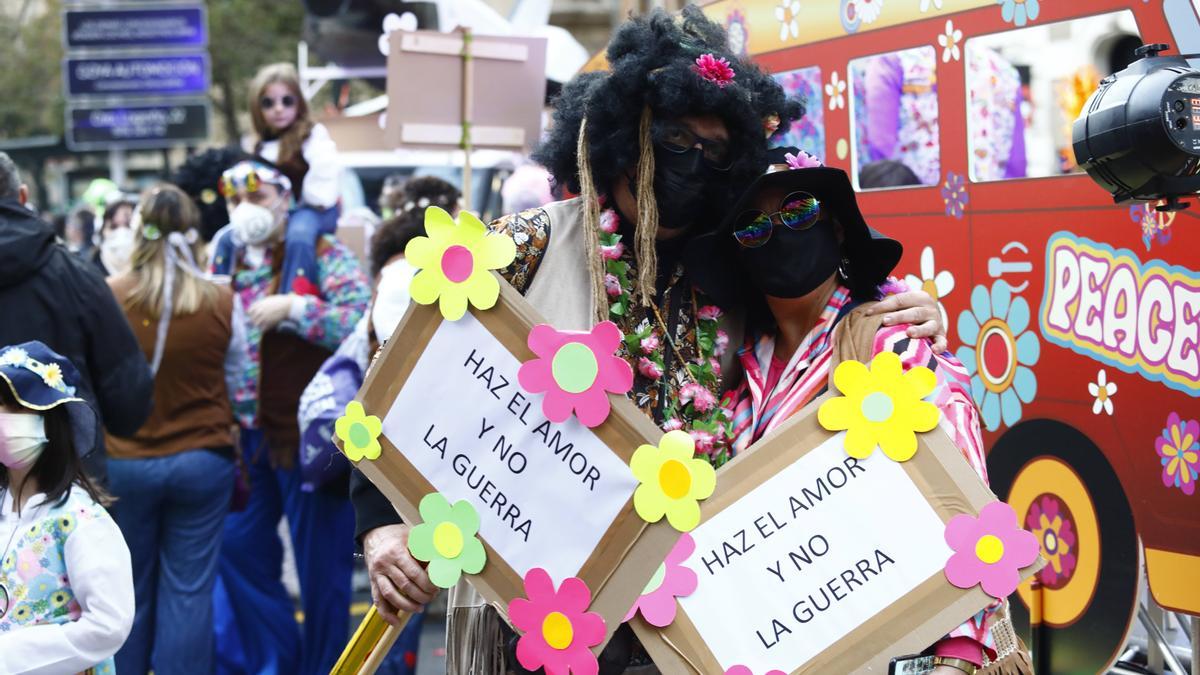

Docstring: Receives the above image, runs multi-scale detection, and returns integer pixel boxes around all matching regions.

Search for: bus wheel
[987,419,1139,675]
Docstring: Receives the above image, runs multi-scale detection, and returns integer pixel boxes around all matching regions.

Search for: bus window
[770,66,826,160]
[965,10,1139,182]
[849,45,940,190]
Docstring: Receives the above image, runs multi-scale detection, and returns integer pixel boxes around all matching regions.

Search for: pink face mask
[0,412,47,470]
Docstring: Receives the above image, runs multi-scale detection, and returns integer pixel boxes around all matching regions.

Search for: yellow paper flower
[405,206,518,321]
[630,430,717,532]
[818,351,940,462]
[335,401,383,462]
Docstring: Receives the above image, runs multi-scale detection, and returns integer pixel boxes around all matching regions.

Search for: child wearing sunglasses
[0,341,133,674]
[688,147,1021,675]
[245,62,341,300]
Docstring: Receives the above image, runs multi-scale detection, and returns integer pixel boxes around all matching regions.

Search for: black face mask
[652,146,719,233]
[738,218,841,298]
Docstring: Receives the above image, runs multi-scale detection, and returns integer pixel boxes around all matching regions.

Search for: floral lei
[597,208,736,466]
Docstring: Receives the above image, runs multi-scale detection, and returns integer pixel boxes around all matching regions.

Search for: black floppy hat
[686,147,903,308]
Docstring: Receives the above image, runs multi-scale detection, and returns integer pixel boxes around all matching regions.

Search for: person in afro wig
[169,147,254,242]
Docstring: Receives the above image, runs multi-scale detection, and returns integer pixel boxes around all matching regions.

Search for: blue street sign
[64,6,207,50]
[65,54,209,97]
[66,100,210,151]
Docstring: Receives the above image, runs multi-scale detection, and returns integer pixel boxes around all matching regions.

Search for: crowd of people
[0,8,1024,675]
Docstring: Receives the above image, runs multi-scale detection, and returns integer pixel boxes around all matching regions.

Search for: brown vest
[257,240,333,467]
[257,139,309,203]
[106,275,236,458]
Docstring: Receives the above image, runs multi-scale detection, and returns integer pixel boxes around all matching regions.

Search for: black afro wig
[170,146,253,242]
[533,6,804,200]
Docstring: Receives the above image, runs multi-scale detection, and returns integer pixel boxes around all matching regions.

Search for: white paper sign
[679,433,952,672]
[382,312,639,582]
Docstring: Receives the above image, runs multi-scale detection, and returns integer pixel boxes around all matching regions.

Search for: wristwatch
[932,656,979,675]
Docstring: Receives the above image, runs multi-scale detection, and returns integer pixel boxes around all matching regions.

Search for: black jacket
[0,200,153,465]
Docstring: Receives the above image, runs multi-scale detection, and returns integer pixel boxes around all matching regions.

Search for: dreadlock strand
[576,118,609,324]
[635,106,659,307]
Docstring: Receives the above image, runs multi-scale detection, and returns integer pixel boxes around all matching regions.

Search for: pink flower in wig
[785,150,824,169]
[944,502,1040,598]
[714,330,730,356]
[509,568,606,675]
[640,335,660,354]
[697,305,723,321]
[518,321,634,428]
[692,54,735,88]
[662,418,684,432]
[624,533,698,627]
[600,242,625,261]
[708,357,722,379]
[604,274,622,297]
[637,357,663,381]
[598,210,620,234]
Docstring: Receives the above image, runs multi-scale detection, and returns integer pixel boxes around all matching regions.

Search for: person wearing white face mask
[208,160,370,674]
[0,340,134,674]
[92,193,138,278]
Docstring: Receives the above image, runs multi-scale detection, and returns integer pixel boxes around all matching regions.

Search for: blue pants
[108,449,234,675]
[214,428,355,675]
[279,205,339,295]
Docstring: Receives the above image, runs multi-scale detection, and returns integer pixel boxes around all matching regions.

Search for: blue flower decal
[942,172,969,219]
[999,0,1040,27]
[956,282,1040,431]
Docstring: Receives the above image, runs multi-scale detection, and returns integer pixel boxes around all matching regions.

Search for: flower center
[441,245,474,283]
[861,391,894,423]
[659,459,692,500]
[541,611,574,650]
[551,342,599,394]
[922,278,940,301]
[349,422,371,449]
[432,522,464,559]
[975,534,1005,564]
[641,562,668,596]
[1096,389,1108,402]
[1043,529,1058,554]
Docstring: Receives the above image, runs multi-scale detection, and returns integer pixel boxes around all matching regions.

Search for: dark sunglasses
[732,191,821,248]
[0,582,7,620]
[652,122,733,171]
[260,95,297,110]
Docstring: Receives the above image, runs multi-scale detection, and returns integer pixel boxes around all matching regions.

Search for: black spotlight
[1073,43,1200,211]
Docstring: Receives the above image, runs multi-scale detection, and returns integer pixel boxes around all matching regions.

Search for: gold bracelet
[932,656,979,675]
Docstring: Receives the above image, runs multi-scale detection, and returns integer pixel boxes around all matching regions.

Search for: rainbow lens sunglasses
[731,191,822,248]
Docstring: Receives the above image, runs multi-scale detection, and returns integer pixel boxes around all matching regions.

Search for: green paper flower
[335,401,383,461]
[407,493,487,588]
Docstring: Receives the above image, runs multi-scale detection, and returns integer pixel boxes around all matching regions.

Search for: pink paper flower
[600,242,624,261]
[598,210,620,234]
[637,357,663,381]
[714,330,730,357]
[784,150,824,169]
[604,274,622,297]
[707,357,722,379]
[509,568,606,675]
[692,53,736,88]
[725,667,786,675]
[662,418,683,432]
[944,502,1040,598]
[697,305,723,321]
[640,335,660,354]
[624,533,698,627]
[518,322,634,428]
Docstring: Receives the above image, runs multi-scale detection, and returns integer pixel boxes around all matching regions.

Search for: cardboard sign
[347,276,678,649]
[633,393,1043,674]
[384,30,546,152]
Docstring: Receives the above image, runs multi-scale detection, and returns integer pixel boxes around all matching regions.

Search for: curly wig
[533,6,804,197]
[170,147,253,241]
[531,7,803,318]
